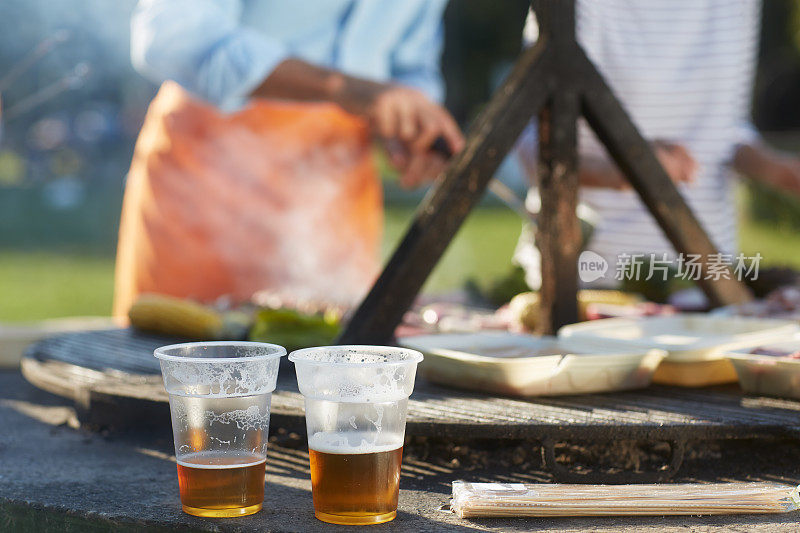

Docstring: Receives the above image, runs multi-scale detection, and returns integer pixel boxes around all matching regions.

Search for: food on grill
[248,308,341,351]
[405,303,511,334]
[127,290,344,347]
[508,292,540,331]
[128,294,225,339]
[722,286,800,321]
[508,290,641,330]
[583,302,674,320]
[749,346,800,359]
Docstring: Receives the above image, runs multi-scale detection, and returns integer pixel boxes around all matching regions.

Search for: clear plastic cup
[289,345,423,525]
[154,341,285,517]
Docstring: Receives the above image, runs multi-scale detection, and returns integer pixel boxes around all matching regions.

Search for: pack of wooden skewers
[450,482,800,518]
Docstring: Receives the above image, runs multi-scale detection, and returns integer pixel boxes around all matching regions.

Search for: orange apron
[113,81,382,318]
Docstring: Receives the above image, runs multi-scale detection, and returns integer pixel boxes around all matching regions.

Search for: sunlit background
[1,0,800,320]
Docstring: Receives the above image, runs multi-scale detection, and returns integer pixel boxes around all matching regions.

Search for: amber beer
[309,440,403,525]
[176,451,266,517]
[290,345,423,525]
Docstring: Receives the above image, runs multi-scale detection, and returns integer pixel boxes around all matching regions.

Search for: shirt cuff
[212,28,288,113]
[392,72,444,103]
[735,122,761,148]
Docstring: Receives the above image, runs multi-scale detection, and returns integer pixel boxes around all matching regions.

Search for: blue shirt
[131,0,447,111]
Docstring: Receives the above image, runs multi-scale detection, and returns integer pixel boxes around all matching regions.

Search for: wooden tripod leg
[534,0,582,334]
[578,53,752,307]
[338,44,553,344]
[536,91,581,334]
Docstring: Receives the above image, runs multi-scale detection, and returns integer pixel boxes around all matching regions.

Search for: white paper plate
[399,332,666,397]
[557,314,799,363]
[726,336,800,399]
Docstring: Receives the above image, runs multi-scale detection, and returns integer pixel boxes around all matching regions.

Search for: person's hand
[336,83,464,187]
[367,86,463,188]
[652,139,698,185]
[382,138,449,188]
[366,86,463,155]
[580,140,697,190]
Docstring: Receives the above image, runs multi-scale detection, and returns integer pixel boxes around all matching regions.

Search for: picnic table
[3,369,800,532]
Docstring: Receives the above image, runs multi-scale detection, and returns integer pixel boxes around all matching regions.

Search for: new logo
[578,251,608,283]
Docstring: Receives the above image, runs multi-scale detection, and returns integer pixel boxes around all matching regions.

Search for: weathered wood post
[534,0,581,332]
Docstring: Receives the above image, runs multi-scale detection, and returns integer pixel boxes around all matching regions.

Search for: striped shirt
[515,0,761,288]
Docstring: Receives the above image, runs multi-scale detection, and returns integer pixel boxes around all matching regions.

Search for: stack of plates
[559,314,799,387]
[400,314,799,396]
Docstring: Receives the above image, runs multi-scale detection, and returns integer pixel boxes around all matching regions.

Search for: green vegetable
[466,265,530,307]
[248,308,341,351]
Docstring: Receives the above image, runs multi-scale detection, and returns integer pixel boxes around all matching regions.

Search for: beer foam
[177,451,266,469]
[206,404,271,432]
[291,346,422,402]
[308,431,404,455]
[157,343,283,397]
[162,358,280,397]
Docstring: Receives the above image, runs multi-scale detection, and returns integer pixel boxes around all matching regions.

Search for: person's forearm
[249,58,383,115]
[733,142,800,194]
[580,153,627,189]
[250,57,465,188]
[520,151,626,189]
[733,143,780,184]
[524,140,695,190]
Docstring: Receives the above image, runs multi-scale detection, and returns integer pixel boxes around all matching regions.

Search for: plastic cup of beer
[154,341,285,517]
[289,345,423,525]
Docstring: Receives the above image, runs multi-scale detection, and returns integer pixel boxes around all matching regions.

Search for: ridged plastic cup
[154,341,285,517]
[289,345,423,525]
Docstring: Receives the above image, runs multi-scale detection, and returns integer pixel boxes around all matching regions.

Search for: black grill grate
[23,328,800,442]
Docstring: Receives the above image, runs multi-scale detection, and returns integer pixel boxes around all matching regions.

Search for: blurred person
[515,0,800,290]
[114,0,464,317]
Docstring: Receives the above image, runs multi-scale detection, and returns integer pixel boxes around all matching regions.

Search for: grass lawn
[2,205,800,321]
[738,218,800,264]
[0,252,116,321]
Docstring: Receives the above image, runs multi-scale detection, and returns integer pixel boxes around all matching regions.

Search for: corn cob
[128,293,223,339]
[509,292,540,331]
[578,289,641,307]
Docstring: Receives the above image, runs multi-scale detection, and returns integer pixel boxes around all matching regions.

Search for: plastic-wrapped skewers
[451,481,800,518]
